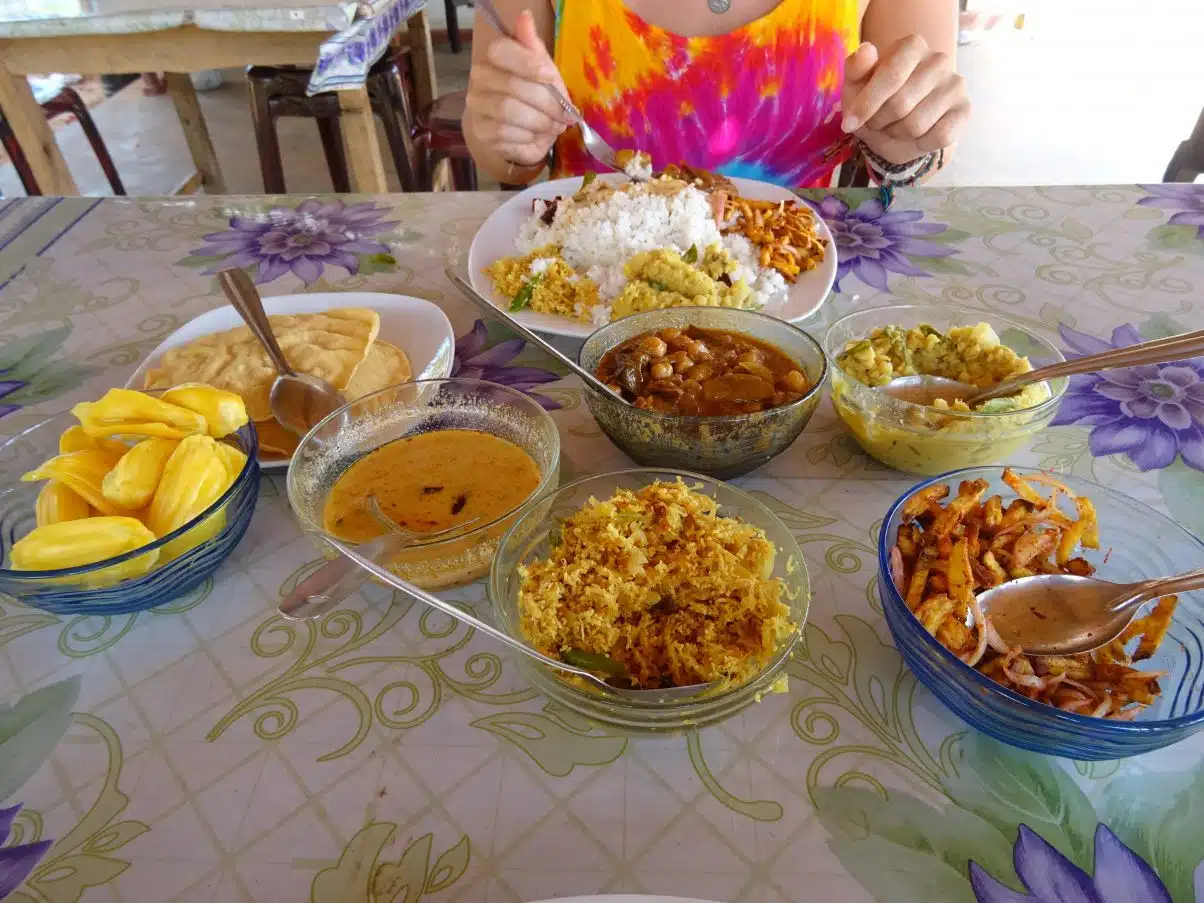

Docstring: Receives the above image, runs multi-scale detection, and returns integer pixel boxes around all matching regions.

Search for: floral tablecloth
[1,185,1203,903]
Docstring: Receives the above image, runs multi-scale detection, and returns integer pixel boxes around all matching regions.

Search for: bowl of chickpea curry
[579,307,827,478]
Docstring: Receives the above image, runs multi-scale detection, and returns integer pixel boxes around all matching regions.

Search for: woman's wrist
[857,140,944,187]
[463,115,549,186]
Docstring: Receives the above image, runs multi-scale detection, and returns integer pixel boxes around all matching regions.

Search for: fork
[474,0,630,178]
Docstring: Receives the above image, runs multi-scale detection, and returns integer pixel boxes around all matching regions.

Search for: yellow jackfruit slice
[101,437,179,510]
[35,481,92,527]
[161,384,249,438]
[72,388,207,440]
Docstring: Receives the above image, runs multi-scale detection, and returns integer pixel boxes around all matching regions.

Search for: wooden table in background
[0,0,436,196]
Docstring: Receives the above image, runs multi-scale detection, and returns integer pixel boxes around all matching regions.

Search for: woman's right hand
[465,9,576,167]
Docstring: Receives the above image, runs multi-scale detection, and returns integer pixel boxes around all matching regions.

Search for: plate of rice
[467,171,837,339]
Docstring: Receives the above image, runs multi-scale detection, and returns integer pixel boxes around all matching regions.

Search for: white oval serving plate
[126,291,456,470]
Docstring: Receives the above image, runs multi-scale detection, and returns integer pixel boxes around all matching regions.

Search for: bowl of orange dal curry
[287,379,560,591]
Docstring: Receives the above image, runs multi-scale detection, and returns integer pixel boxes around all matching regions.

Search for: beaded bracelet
[859,141,945,188]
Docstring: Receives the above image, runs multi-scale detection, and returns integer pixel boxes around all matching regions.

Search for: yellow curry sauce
[323,429,541,543]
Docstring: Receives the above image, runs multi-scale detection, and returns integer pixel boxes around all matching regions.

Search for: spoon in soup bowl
[882,327,1204,408]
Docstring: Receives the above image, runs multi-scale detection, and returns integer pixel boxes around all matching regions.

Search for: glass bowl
[878,466,1204,760]
[489,468,810,732]
[824,304,1068,475]
[0,411,259,615]
[287,379,560,591]
[577,307,828,479]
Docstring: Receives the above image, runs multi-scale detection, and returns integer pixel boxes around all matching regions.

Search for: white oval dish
[467,174,837,339]
[126,291,456,470]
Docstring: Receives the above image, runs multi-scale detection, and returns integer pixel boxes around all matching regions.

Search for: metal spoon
[473,0,631,179]
[444,268,628,403]
[216,268,346,437]
[318,530,717,701]
[882,327,1204,407]
[277,497,480,621]
[974,566,1204,657]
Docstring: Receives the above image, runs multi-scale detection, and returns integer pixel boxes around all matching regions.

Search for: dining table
[0,0,437,197]
[0,183,1202,903]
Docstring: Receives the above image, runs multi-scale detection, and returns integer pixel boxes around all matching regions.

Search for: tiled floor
[1,3,1200,198]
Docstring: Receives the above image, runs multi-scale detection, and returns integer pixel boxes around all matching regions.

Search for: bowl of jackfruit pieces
[0,385,259,614]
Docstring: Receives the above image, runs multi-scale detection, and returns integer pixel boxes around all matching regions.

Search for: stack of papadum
[143,308,411,461]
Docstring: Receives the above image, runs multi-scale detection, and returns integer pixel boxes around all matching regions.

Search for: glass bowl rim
[488,465,810,708]
[0,411,258,579]
[824,303,1069,421]
[285,377,561,553]
[577,306,830,426]
[877,464,1204,733]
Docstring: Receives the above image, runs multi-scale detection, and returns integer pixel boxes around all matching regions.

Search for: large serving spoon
[277,497,480,621]
[974,566,1204,656]
[444,268,628,403]
[473,0,632,179]
[217,267,346,436]
[882,328,1204,407]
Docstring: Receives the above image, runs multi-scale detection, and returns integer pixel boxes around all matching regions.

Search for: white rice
[515,182,789,316]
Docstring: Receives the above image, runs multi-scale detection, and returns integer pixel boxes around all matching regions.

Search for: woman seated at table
[464,0,970,189]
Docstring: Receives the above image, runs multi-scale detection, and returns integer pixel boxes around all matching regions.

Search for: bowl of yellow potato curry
[287,379,560,591]
[824,305,1068,475]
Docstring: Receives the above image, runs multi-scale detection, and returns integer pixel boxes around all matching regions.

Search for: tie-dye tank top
[551,0,860,188]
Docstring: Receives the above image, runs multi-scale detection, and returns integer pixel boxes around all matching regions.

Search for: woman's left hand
[841,36,970,165]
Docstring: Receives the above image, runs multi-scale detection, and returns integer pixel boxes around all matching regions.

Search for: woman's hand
[465,9,576,168]
[841,36,970,165]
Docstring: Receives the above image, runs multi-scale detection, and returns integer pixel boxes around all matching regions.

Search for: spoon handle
[277,529,411,620]
[445,267,620,398]
[474,0,580,121]
[1117,565,1204,611]
[323,533,605,684]
[217,268,296,377]
[975,328,1204,403]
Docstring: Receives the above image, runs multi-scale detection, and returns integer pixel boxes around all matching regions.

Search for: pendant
[708,0,731,13]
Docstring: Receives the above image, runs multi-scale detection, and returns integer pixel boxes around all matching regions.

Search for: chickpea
[650,360,674,380]
[659,327,682,342]
[668,333,694,351]
[738,349,764,366]
[688,339,711,359]
[638,334,668,357]
[782,369,808,393]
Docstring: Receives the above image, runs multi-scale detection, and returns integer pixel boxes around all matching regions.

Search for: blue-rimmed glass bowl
[0,411,260,615]
[879,466,1204,760]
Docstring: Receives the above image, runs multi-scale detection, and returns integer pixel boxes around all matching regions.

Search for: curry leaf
[509,274,543,312]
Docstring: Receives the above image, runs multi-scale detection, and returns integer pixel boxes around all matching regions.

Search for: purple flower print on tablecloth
[804,195,959,293]
[1052,323,1204,471]
[0,804,53,900]
[969,824,1171,903]
[452,320,563,410]
[1138,184,1204,239]
[188,199,399,286]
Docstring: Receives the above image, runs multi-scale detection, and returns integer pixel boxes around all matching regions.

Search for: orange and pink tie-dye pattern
[552,0,859,188]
